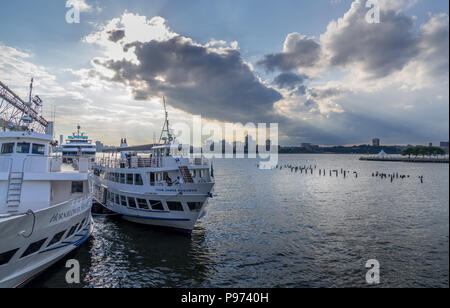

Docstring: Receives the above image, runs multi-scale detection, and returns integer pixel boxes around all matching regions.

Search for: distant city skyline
[0,0,448,146]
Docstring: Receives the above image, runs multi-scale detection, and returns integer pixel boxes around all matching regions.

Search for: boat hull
[0,196,93,288]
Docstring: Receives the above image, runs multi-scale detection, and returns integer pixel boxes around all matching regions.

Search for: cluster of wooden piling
[273,164,360,179]
[371,171,413,183]
[265,164,425,183]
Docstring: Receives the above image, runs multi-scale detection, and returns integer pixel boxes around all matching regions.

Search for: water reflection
[29,216,211,288]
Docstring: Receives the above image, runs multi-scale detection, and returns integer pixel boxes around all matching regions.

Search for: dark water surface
[29,155,449,288]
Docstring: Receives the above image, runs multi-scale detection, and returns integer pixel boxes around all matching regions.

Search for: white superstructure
[91,98,215,233]
[61,125,96,163]
[0,80,93,288]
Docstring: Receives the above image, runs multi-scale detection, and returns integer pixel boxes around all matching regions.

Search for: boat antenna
[21,78,34,129]
[159,96,173,144]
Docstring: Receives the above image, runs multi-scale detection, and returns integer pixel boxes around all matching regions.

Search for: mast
[159,96,173,144]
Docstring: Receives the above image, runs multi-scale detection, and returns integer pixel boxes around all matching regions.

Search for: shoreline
[359,156,449,163]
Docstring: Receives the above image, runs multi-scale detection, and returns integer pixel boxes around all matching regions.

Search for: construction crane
[0,79,48,133]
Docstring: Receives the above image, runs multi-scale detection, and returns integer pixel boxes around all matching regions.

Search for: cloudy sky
[0,0,448,146]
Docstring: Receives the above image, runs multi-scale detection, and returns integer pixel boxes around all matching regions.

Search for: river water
[29,154,449,288]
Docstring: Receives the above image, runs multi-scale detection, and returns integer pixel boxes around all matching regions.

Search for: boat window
[47,230,66,247]
[167,201,184,212]
[78,219,86,231]
[66,224,79,238]
[115,194,120,205]
[1,143,14,154]
[71,181,84,193]
[135,174,143,185]
[126,173,134,185]
[149,172,155,186]
[188,202,203,212]
[0,248,19,266]
[16,142,31,154]
[32,144,45,155]
[128,197,137,208]
[137,198,149,209]
[120,195,127,206]
[21,239,47,258]
[114,173,119,182]
[120,173,125,184]
[110,192,115,202]
[149,200,164,211]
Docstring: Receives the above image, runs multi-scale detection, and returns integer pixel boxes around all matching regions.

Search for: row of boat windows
[63,151,96,155]
[107,192,203,212]
[94,169,144,185]
[95,170,206,187]
[62,145,95,149]
[0,218,87,267]
[1,142,45,155]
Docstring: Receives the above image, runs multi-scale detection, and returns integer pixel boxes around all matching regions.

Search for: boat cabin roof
[0,131,52,143]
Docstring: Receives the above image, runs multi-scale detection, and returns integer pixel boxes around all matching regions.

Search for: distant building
[429,143,433,147]
[372,138,380,147]
[95,141,104,152]
[59,134,63,146]
[440,141,449,154]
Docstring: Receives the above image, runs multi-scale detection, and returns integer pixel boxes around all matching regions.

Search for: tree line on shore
[402,146,446,158]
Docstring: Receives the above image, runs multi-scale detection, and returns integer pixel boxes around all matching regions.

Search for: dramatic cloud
[272,73,308,90]
[257,33,323,76]
[85,14,282,123]
[321,0,420,79]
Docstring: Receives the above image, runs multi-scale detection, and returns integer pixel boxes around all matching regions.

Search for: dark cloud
[296,85,307,96]
[257,33,322,72]
[273,72,308,90]
[321,0,419,79]
[107,30,125,42]
[98,36,282,122]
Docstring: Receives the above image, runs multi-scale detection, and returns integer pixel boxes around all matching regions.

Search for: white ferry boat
[61,125,96,163]
[0,80,93,288]
[91,99,215,234]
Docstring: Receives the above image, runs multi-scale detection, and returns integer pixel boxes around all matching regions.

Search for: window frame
[120,195,127,207]
[137,198,149,209]
[127,196,137,208]
[31,143,45,155]
[167,201,184,212]
[71,181,84,194]
[149,200,164,211]
[1,143,15,154]
[135,174,143,185]
[187,202,203,212]
[16,142,31,154]
[126,173,134,185]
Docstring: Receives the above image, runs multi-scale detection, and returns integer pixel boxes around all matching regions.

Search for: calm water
[29,155,449,288]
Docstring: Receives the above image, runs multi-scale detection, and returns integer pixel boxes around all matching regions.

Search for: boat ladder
[6,172,24,213]
[178,166,194,183]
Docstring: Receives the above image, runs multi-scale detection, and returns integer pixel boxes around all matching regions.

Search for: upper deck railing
[95,155,209,169]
